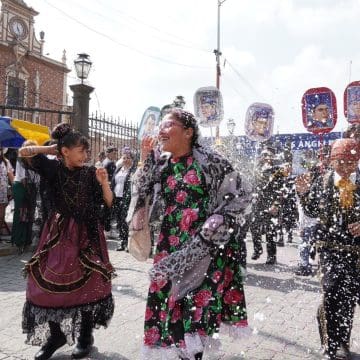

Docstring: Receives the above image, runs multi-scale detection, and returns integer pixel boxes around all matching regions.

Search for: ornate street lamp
[74,53,92,84]
[227,118,236,135]
[173,95,186,109]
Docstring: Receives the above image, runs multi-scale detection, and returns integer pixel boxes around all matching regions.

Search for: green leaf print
[157,292,165,300]
[180,232,189,243]
[174,162,185,174]
[189,185,204,195]
[184,319,192,332]
[170,228,177,235]
[217,257,224,269]
[175,212,182,221]
[168,214,174,223]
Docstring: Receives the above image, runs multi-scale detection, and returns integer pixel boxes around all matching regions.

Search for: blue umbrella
[0,117,25,148]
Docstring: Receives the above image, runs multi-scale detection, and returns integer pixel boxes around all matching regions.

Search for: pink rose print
[154,251,169,264]
[149,279,167,293]
[145,307,154,321]
[175,191,188,204]
[159,311,167,322]
[224,289,244,305]
[169,235,180,247]
[194,289,212,307]
[165,205,176,215]
[157,233,164,245]
[171,304,182,323]
[179,340,186,349]
[168,294,176,310]
[166,176,177,190]
[183,169,201,185]
[212,270,222,284]
[187,156,194,167]
[180,208,198,232]
[223,267,234,288]
[233,319,248,327]
[217,283,224,294]
[144,327,160,346]
[197,329,207,337]
[216,313,222,324]
[193,307,203,322]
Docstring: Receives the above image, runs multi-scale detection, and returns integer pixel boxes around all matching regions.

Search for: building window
[7,77,25,106]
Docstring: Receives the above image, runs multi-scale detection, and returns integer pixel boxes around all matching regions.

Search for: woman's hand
[140,136,157,162]
[96,167,108,185]
[348,222,360,237]
[295,173,312,195]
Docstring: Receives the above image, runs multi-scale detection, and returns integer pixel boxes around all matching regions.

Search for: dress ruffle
[22,294,114,346]
[141,322,251,360]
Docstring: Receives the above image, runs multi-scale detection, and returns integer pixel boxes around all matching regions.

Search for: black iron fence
[0,105,139,163]
[89,112,139,160]
[0,105,73,131]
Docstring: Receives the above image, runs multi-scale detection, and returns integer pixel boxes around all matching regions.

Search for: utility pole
[214,0,226,141]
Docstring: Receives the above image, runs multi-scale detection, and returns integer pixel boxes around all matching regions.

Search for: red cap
[330,139,360,161]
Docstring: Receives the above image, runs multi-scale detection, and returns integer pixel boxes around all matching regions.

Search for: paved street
[0,236,359,360]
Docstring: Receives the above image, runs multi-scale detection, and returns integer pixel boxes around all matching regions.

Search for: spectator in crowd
[11,141,39,253]
[102,146,117,181]
[0,147,14,242]
[95,151,106,168]
[111,146,136,251]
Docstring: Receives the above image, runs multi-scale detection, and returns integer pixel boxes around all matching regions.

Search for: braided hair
[168,108,200,147]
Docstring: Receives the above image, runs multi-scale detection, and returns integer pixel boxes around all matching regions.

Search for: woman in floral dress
[128,109,251,360]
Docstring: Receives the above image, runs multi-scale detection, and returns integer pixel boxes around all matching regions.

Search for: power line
[61,0,211,54]
[43,0,212,70]
[224,58,265,100]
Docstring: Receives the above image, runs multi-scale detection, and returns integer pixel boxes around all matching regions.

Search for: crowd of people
[0,111,359,360]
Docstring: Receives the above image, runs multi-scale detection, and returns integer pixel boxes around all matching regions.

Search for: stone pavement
[0,236,359,360]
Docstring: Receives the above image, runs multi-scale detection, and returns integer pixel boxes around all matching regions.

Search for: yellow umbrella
[11,119,50,145]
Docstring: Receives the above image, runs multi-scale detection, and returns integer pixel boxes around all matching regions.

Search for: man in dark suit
[296,139,360,360]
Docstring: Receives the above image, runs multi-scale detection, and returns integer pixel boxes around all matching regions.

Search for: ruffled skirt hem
[22,294,114,346]
[141,322,251,359]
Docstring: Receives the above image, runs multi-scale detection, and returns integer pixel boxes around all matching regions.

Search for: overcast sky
[11,0,360,136]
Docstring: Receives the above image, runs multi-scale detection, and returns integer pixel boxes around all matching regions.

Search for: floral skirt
[142,238,249,360]
[22,213,115,345]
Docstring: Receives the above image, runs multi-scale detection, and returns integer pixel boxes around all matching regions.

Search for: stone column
[70,83,94,137]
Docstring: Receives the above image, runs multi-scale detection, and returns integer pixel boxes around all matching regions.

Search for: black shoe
[251,251,262,260]
[71,335,94,359]
[336,344,351,360]
[295,267,312,276]
[265,257,276,265]
[116,246,125,251]
[34,335,66,360]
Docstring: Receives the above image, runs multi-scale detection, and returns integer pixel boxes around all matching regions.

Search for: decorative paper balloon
[301,87,337,134]
[245,103,274,142]
[344,81,360,124]
[138,106,161,141]
[193,86,224,127]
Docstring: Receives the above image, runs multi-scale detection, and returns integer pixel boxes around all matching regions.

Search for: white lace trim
[219,323,252,340]
[140,323,251,359]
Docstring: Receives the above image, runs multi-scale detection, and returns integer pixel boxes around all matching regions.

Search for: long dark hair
[168,108,200,147]
[51,123,89,154]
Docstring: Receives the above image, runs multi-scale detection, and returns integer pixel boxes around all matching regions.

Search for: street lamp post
[227,118,236,136]
[74,53,92,85]
[70,53,94,137]
[214,0,226,141]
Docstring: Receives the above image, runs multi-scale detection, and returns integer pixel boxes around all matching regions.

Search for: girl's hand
[48,144,58,155]
[96,168,108,185]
